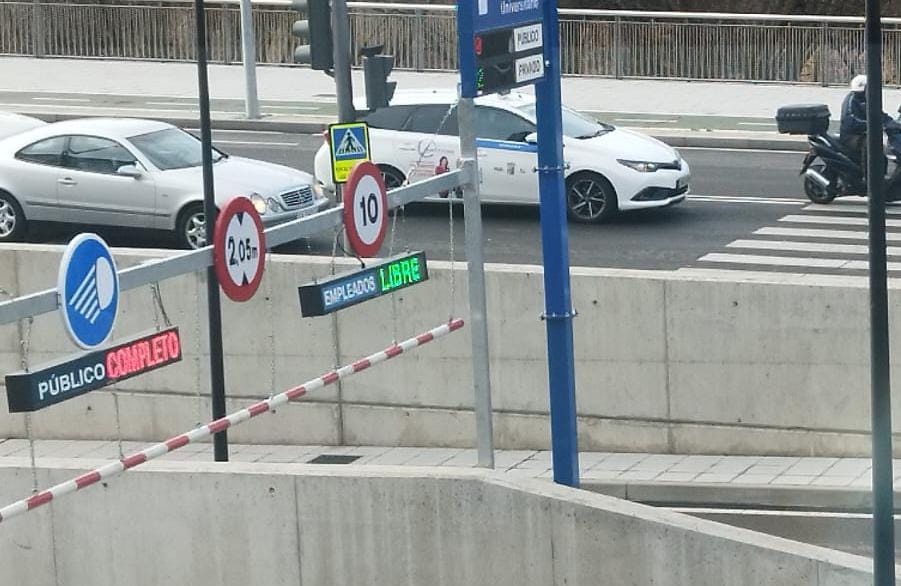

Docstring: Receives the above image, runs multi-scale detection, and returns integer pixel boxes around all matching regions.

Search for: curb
[21,110,809,151]
[582,480,884,512]
[23,111,328,135]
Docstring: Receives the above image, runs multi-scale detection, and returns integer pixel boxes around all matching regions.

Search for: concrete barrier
[0,461,882,586]
[0,244,897,456]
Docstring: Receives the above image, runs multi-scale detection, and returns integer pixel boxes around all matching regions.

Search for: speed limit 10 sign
[213,197,266,302]
[343,160,388,258]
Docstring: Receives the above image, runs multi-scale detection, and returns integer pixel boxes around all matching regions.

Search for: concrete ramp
[0,462,880,585]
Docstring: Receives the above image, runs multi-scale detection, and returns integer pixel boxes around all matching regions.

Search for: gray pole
[331,0,355,446]
[864,0,895,583]
[331,0,355,123]
[458,97,494,468]
[238,0,260,119]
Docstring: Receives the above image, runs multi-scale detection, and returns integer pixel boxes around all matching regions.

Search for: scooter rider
[840,74,893,166]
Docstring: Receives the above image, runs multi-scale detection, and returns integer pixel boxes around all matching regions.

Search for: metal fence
[2,0,901,85]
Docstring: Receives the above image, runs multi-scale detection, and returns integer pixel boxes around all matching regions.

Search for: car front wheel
[176,203,207,249]
[566,172,617,223]
[0,191,27,242]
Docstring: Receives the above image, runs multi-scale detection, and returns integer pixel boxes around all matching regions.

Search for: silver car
[0,118,329,248]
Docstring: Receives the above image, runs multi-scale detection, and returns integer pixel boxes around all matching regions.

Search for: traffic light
[363,54,396,110]
[292,0,333,71]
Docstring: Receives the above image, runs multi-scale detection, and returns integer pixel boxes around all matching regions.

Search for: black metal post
[193,0,229,462]
[865,0,894,582]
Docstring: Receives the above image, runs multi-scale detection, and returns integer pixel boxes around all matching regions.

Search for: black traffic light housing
[362,47,396,111]
[292,0,333,71]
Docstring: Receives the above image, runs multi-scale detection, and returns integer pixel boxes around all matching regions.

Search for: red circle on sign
[343,160,388,258]
[213,196,266,302]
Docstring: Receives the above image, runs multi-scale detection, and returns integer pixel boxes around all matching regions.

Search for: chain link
[194,274,203,428]
[150,282,172,329]
[266,251,276,399]
[19,316,38,493]
[400,100,461,186]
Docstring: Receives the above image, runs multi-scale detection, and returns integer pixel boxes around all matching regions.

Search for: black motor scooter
[776,103,901,204]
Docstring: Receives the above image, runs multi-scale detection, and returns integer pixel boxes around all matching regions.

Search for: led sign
[5,327,182,413]
[298,252,429,317]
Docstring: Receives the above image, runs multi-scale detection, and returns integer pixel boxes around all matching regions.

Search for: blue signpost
[458,0,580,486]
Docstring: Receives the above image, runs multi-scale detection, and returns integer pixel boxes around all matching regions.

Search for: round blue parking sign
[57,234,119,349]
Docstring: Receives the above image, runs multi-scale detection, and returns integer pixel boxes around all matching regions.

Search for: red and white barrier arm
[0,318,464,525]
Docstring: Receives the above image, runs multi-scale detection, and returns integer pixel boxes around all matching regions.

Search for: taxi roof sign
[329,121,371,184]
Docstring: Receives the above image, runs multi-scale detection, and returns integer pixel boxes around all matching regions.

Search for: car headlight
[312,182,323,197]
[617,160,662,173]
[249,193,267,214]
[267,197,283,212]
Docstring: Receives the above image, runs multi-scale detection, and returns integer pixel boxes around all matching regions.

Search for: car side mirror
[524,132,538,144]
[117,164,142,178]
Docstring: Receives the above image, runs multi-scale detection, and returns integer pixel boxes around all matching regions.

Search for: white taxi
[313,90,690,223]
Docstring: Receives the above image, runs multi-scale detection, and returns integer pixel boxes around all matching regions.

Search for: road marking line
[688,195,807,204]
[31,97,91,103]
[726,239,901,256]
[737,122,776,127]
[264,105,320,111]
[780,214,901,227]
[614,118,678,124]
[146,101,196,107]
[678,147,805,154]
[699,252,850,268]
[0,102,233,116]
[213,140,298,146]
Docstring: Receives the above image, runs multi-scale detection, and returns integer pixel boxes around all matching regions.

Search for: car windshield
[128,127,226,170]
[516,103,614,139]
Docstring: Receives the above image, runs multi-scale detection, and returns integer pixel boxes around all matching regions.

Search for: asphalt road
[25,129,811,271]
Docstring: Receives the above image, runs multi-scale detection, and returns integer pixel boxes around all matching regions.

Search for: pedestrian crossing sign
[329,122,371,183]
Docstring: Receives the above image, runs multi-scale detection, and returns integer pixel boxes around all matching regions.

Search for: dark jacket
[841,91,892,139]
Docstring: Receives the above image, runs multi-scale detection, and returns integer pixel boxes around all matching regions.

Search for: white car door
[7,136,68,221]
[57,135,157,228]
[394,104,461,193]
[475,106,538,203]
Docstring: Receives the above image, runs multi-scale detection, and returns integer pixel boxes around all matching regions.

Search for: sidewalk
[0,438,891,510]
[5,56,901,148]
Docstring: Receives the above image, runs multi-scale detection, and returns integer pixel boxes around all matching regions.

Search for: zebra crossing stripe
[804,203,901,215]
[698,253,850,268]
[780,214,901,228]
[753,227,901,241]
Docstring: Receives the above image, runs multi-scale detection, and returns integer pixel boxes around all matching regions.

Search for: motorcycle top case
[776,104,831,135]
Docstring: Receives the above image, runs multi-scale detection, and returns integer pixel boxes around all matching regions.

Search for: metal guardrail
[0,168,468,325]
[0,1,899,85]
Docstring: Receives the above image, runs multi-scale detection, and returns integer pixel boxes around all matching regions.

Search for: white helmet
[851,74,868,93]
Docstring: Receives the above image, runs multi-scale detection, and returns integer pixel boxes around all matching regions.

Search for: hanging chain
[401,100,461,186]
[150,283,172,329]
[266,252,276,399]
[194,275,204,428]
[19,317,38,493]
[112,390,124,459]
[448,190,457,321]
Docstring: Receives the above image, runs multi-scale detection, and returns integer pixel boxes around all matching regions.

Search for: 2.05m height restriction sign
[343,161,388,258]
[213,196,266,302]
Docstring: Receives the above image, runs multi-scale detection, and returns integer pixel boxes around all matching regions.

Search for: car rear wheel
[566,172,617,223]
[0,191,27,243]
[176,203,207,250]
[378,165,406,191]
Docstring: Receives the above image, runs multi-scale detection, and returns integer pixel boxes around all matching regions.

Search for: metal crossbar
[0,168,468,326]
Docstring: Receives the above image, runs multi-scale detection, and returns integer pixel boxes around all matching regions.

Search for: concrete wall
[0,461,882,586]
[0,244,898,456]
